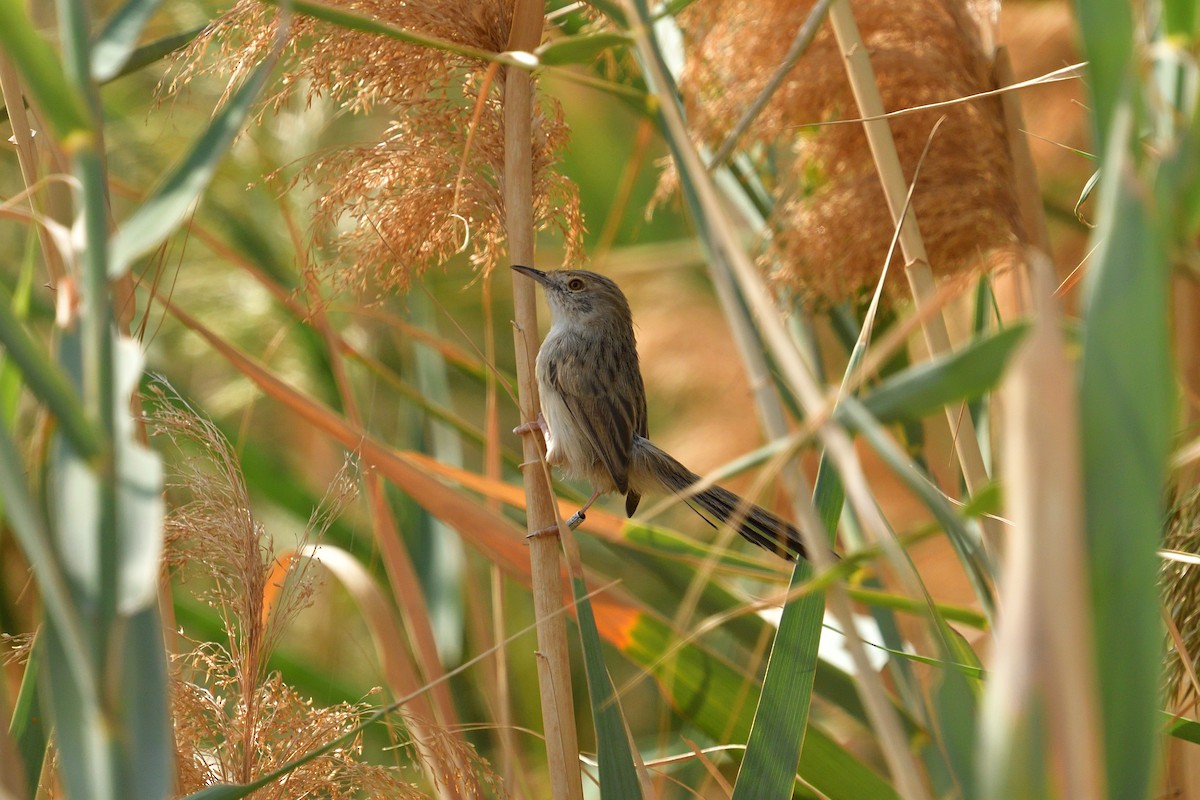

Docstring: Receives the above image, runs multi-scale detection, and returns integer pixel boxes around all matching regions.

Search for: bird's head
[511,265,633,330]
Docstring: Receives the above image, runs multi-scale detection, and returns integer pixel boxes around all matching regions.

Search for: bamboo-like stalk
[56,0,117,647]
[504,2,583,798]
[993,47,1051,260]
[981,250,1104,799]
[827,0,1003,557]
[989,45,1046,326]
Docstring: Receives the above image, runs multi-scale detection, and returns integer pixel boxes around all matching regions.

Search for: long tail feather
[637,439,808,561]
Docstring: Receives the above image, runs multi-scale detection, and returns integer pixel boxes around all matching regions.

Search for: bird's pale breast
[535,330,620,492]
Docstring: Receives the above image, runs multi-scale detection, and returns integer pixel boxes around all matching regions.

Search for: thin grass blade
[0,0,91,141]
[6,634,45,798]
[835,398,994,615]
[109,55,276,276]
[731,457,839,800]
[572,577,645,798]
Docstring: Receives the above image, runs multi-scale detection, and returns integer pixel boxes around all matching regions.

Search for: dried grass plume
[1163,486,1200,709]
[169,0,583,294]
[677,0,1025,306]
[146,384,503,797]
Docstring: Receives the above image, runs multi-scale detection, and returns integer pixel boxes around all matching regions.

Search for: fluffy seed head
[673,0,1025,306]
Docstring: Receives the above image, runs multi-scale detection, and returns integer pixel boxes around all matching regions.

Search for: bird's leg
[527,487,602,539]
[565,487,603,530]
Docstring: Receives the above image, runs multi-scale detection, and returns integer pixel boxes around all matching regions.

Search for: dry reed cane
[504,2,584,798]
[826,1,1003,558]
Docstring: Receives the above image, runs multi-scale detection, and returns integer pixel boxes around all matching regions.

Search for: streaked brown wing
[547,342,645,495]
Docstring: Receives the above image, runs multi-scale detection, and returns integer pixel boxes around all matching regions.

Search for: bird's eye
[567,278,585,291]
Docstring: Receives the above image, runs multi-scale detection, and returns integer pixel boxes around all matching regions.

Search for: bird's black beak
[511,264,549,285]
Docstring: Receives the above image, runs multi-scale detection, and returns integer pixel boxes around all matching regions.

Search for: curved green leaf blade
[1073,0,1134,158]
[1166,715,1200,745]
[572,578,644,799]
[7,634,46,797]
[110,26,207,81]
[862,324,1028,426]
[90,0,169,81]
[108,55,276,277]
[619,611,900,800]
[0,294,102,458]
[1078,110,1171,800]
[731,559,822,800]
[732,457,839,800]
[0,416,95,701]
[538,32,629,65]
[1075,169,1100,224]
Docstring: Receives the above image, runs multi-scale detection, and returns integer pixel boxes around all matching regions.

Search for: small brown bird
[512,265,807,561]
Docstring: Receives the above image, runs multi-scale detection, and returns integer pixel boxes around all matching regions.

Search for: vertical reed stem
[504,3,583,798]
[828,0,1003,556]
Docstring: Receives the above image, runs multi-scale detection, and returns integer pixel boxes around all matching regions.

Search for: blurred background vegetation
[1,0,1198,798]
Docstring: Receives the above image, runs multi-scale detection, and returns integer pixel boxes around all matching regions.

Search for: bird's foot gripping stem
[512,413,548,437]
[525,510,586,540]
